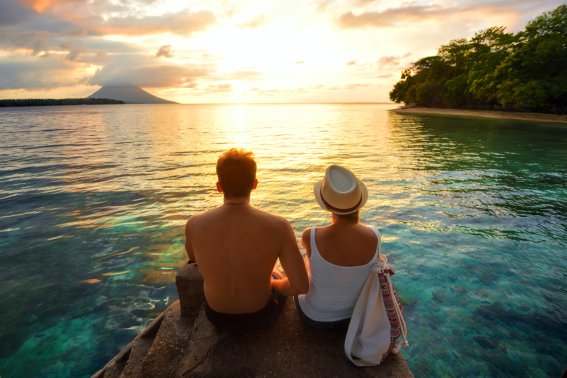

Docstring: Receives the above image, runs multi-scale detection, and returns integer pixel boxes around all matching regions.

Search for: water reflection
[0,104,566,377]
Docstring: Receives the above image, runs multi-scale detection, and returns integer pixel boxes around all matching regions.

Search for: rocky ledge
[93,262,414,377]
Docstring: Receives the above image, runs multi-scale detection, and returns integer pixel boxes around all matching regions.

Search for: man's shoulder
[250,207,289,227]
[186,207,222,228]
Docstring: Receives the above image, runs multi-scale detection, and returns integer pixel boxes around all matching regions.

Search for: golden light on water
[39,102,435,277]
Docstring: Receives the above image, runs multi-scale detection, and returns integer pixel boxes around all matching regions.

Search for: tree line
[390,5,567,114]
[0,98,124,107]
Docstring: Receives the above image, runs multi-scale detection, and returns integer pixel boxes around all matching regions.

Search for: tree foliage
[389,5,567,114]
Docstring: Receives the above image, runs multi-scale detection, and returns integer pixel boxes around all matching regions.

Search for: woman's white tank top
[297,225,380,322]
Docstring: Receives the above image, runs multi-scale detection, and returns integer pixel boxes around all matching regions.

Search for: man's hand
[277,219,309,296]
[271,276,303,296]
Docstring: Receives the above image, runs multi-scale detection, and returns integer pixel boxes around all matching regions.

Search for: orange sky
[0,0,562,103]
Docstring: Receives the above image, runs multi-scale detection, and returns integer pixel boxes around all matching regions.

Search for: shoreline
[390,106,567,124]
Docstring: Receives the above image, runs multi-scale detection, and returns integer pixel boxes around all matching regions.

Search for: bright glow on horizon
[0,0,563,103]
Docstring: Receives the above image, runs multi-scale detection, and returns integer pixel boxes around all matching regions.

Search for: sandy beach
[390,106,567,124]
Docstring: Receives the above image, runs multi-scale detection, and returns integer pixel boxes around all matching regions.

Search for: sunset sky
[0,0,562,103]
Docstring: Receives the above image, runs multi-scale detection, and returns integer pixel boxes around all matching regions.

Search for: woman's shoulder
[301,227,311,242]
[358,223,380,238]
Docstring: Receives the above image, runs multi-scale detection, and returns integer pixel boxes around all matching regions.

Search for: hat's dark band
[320,189,363,213]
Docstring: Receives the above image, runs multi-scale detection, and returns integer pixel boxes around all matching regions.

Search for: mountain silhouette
[88,85,177,104]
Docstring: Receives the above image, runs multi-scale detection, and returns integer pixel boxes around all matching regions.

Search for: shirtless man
[185,148,309,330]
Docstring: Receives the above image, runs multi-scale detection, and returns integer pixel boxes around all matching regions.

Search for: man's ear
[252,179,258,190]
[216,182,223,193]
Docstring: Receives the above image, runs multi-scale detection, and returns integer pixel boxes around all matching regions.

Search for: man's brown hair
[216,148,257,198]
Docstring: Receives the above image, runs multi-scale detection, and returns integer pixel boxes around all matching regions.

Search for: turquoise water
[0,104,565,377]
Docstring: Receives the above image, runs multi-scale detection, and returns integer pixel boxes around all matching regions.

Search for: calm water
[0,104,565,377]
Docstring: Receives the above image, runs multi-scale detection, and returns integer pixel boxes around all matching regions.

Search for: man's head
[216,148,257,198]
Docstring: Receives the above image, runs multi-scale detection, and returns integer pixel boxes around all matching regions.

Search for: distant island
[0,98,124,107]
[0,85,177,107]
[88,85,177,104]
[390,5,566,114]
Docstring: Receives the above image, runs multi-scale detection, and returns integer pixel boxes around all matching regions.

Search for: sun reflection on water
[0,104,566,377]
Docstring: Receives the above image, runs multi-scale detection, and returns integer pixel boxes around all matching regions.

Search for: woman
[296,165,380,328]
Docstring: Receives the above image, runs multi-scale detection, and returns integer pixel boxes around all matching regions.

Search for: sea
[0,103,565,377]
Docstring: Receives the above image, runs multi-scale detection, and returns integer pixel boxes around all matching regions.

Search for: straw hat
[314,165,368,215]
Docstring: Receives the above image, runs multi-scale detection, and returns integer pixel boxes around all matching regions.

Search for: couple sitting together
[185,148,380,330]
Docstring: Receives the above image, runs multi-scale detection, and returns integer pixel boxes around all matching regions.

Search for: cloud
[0,2,140,59]
[377,56,400,69]
[95,11,216,36]
[337,2,540,29]
[11,1,216,37]
[239,15,267,28]
[0,1,32,25]
[200,83,233,94]
[213,70,261,81]
[339,5,452,28]
[346,60,357,65]
[345,83,371,90]
[90,55,208,87]
[156,44,173,58]
[0,56,89,89]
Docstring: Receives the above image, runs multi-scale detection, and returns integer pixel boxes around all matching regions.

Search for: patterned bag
[344,255,408,366]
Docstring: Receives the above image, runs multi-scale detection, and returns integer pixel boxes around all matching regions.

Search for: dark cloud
[11,31,52,55]
[1,2,216,43]
[90,55,208,87]
[156,45,173,58]
[0,1,31,25]
[0,2,136,59]
[0,57,88,89]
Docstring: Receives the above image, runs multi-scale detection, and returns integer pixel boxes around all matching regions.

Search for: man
[185,148,309,330]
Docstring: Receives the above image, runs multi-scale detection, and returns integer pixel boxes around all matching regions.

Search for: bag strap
[381,259,409,349]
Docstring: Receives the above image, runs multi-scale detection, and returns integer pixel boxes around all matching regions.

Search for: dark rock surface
[94,262,413,377]
[95,299,413,378]
[180,299,413,378]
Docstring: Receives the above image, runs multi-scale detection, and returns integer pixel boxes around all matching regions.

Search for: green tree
[496,5,567,112]
[389,5,567,114]
[467,27,517,107]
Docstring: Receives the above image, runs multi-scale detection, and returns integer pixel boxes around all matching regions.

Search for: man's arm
[185,218,196,263]
[271,219,309,296]
[301,228,312,257]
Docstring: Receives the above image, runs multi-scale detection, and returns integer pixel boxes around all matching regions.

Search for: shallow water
[0,104,565,377]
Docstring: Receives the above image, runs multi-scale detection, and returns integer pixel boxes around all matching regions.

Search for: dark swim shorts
[204,291,286,331]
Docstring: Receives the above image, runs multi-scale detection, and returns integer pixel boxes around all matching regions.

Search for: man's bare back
[186,203,306,313]
[184,148,308,317]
